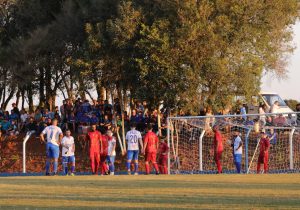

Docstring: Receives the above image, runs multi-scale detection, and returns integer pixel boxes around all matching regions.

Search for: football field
[0,174,299,209]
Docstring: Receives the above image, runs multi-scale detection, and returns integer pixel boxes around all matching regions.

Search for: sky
[261,21,300,101]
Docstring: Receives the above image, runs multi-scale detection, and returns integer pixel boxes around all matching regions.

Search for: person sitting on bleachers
[89,113,99,125]
[81,100,92,113]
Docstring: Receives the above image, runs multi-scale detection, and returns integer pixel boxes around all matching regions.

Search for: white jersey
[233,136,242,155]
[126,129,142,151]
[108,137,116,156]
[42,125,63,146]
[61,136,75,157]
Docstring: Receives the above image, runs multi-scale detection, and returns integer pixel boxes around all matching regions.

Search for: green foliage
[285,99,300,111]
[0,0,298,113]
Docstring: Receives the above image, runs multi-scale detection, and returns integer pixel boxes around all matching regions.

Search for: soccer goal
[167,112,300,174]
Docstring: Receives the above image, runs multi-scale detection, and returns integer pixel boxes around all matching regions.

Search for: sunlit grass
[0,175,299,209]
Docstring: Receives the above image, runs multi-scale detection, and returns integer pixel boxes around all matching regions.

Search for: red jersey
[144,131,159,153]
[87,131,102,150]
[259,138,270,154]
[101,135,109,155]
[213,131,223,152]
[158,142,169,156]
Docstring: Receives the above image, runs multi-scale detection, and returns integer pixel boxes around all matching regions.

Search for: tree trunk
[78,76,86,100]
[85,90,94,101]
[39,68,45,107]
[21,88,25,110]
[15,89,21,107]
[2,84,6,107]
[2,88,15,110]
[27,85,34,112]
[0,87,3,105]
[157,105,162,137]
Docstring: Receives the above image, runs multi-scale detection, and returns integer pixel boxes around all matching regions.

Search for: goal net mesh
[168,113,300,174]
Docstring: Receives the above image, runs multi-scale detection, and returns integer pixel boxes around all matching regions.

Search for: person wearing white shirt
[125,123,143,175]
[61,130,75,176]
[106,129,116,175]
[232,130,243,173]
[40,119,63,176]
[270,101,280,114]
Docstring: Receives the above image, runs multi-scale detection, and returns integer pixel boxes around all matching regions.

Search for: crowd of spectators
[0,98,169,139]
[0,99,299,140]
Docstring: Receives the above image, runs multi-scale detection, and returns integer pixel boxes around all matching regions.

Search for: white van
[248,92,294,115]
[259,92,294,114]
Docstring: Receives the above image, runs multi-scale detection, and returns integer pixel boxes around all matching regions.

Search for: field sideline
[0,174,299,209]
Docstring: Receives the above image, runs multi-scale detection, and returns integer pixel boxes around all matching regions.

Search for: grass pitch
[0,174,299,209]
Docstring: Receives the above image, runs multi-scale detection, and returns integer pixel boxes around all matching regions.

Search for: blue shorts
[107,156,115,164]
[62,156,75,164]
[46,143,59,159]
[127,150,139,161]
[234,154,242,163]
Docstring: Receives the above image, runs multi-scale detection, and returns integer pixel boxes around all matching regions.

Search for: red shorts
[158,155,167,165]
[90,150,100,162]
[214,151,222,162]
[258,153,269,164]
[145,152,157,163]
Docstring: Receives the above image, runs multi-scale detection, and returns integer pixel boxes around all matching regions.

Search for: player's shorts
[62,155,75,164]
[145,152,157,163]
[46,143,59,159]
[107,156,115,164]
[214,151,222,162]
[258,153,269,164]
[127,150,139,161]
[158,155,168,165]
[89,149,100,161]
[233,154,242,163]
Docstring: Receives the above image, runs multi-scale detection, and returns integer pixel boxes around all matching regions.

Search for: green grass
[0,174,300,209]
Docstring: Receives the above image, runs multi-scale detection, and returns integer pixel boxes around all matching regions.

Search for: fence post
[167,117,171,175]
[289,128,295,170]
[23,131,34,173]
[245,128,252,173]
[199,130,205,171]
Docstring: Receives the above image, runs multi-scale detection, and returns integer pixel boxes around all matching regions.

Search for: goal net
[167,112,300,174]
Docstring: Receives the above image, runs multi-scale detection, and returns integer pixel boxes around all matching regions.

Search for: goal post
[167,112,300,174]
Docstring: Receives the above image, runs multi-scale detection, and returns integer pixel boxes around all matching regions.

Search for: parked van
[248,92,294,115]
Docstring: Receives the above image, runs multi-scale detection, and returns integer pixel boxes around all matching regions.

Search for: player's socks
[236,162,241,173]
[126,162,131,171]
[109,164,115,173]
[145,163,150,174]
[163,166,168,174]
[64,167,68,175]
[45,160,50,174]
[53,161,58,173]
[71,166,75,173]
[153,163,159,173]
[134,163,139,173]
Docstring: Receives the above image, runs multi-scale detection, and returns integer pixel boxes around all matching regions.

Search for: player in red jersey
[143,124,159,175]
[257,131,270,174]
[212,125,223,174]
[86,124,102,175]
[100,133,109,175]
[158,137,169,174]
